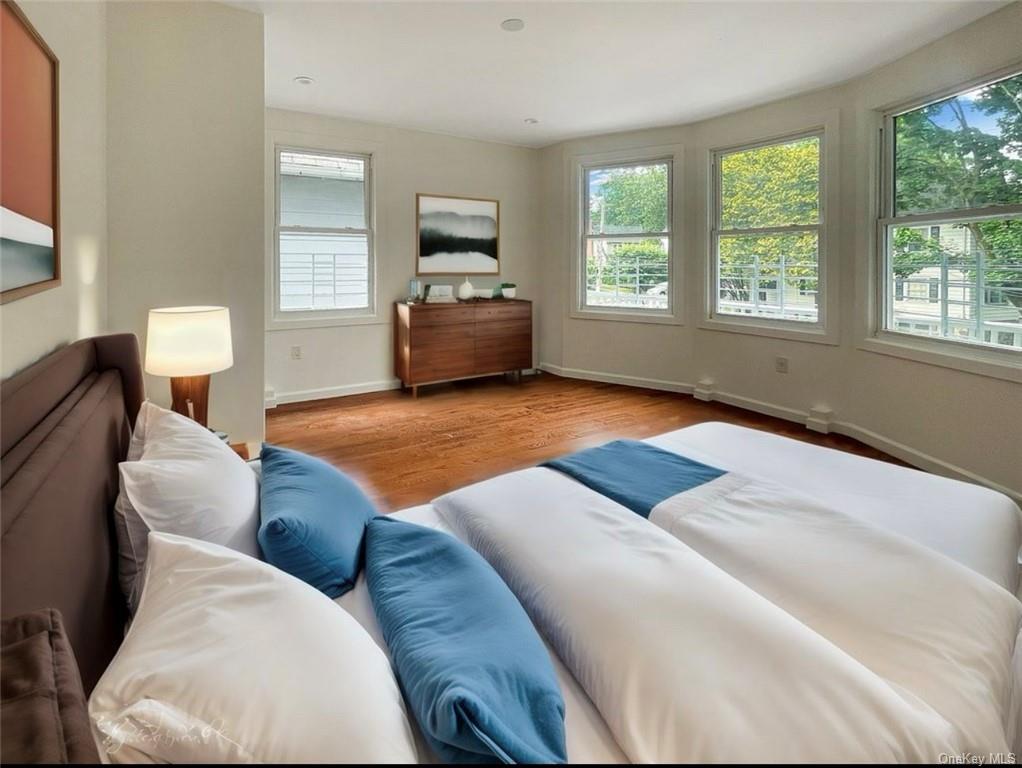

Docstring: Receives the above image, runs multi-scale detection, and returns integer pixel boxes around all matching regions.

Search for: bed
[2,335,1020,763]
[336,426,1022,762]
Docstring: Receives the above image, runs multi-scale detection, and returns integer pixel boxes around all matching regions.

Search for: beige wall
[106,1,265,441]
[539,3,1022,497]
[264,108,542,404]
[0,1,107,378]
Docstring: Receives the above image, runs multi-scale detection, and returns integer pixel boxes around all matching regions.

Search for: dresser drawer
[410,306,476,326]
[475,346,532,375]
[474,318,531,339]
[410,322,475,347]
[410,341,475,383]
[475,302,531,322]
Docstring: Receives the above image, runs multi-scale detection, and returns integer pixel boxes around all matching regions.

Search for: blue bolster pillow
[365,516,567,764]
[258,444,376,598]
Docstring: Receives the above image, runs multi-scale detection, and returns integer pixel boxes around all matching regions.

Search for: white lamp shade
[145,306,233,377]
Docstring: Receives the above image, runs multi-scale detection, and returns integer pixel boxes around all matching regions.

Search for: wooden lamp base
[169,374,211,427]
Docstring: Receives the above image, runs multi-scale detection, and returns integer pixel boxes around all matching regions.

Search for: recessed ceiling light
[293,75,315,86]
[524,118,539,125]
[500,18,525,32]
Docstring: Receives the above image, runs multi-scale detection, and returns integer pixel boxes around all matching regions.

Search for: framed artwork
[1,0,60,304]
[416,193,499,275]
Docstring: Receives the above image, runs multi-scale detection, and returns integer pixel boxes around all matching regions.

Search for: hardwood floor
[265,372,904,512]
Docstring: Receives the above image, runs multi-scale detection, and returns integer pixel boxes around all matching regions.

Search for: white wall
[0,1,107,378]
[106,1,265,441]
[264,108,542,404]
[539,3,1022,497]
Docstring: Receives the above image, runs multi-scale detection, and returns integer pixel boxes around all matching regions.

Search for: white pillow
[114,401,259,611]
[90,532,418,764]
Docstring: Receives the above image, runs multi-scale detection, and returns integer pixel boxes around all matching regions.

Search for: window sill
[859,332,1021,383]
[267,311,386,332]
[698,315,838,345]
[569,308,682,326]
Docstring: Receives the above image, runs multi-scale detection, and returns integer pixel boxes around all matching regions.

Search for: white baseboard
[708,390,807,423]
[538,362,1022,505]
[538,362,694,394]
[830,421,1022,505]
[268,378,402,407]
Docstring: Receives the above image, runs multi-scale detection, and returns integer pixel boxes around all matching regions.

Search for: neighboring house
[892,225,1022,349]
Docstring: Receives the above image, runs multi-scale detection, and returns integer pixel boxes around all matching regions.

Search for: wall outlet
[290,345,302,360]
[774,356,789,374]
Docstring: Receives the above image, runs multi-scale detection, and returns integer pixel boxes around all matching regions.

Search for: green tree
[588,165,668,294]
[591,165,668,234]
[894,72,1022,308]
[717,137,820,304]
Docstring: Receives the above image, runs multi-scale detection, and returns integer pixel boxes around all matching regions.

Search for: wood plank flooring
[265,372,904,512]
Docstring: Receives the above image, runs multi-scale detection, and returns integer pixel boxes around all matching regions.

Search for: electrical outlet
[774,356,789,374]
[290,345,302,360]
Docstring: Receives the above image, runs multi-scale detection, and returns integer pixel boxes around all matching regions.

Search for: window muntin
[582,161,671,312]
[882,71,1022,352]
[276,149,372,314]
[713,133,823,323]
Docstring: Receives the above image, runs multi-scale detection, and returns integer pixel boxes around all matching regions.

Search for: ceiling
[247,1,1006,148]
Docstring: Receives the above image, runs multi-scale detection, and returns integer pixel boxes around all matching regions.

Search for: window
[582,160,671,312]
[713,133,823,324]
[276,148,372,315]
[881,70,1022,352]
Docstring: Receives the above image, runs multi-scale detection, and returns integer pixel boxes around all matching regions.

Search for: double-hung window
[275,148,373,316]
[880,70,1022,352]
[712,132,823,324]
[581,160,672,313]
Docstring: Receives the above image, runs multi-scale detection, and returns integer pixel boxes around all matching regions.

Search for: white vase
[458,278,475,300]
[502,287,516,299]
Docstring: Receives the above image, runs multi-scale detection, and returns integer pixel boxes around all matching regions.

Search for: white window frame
[569,145,683,325]
[705,127,836,344]
[271,144,376,326]
[863,66,1022,382]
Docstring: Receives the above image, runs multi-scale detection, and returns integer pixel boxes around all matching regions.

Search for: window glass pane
[584,237,668,310]
[887,217,1022,349]
[894,72,1022,216]
[280,151,365,229]
[279,232,369,311]
[719,136,820,229]
[587,163,668,235]
[717,232,819,322]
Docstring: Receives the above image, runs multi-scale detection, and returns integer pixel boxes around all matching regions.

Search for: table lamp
[144,306,233,427]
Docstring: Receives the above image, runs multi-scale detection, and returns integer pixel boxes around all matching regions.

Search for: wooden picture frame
[416,193,499,276]
[1,0,60,304]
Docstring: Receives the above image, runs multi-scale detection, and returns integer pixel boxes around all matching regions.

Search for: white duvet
[435,465,1022,763]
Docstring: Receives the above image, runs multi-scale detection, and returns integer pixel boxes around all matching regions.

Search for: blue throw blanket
[542,439,726,517]
[365,516,567,764]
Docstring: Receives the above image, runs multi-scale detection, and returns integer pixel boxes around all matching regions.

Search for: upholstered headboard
[1,334,144,692]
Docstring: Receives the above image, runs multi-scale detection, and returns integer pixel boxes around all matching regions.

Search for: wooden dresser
[394,299,532,396]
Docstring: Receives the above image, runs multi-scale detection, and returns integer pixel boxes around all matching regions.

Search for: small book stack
[425,296,457,304]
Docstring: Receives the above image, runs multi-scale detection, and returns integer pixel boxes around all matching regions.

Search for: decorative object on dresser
[423,283,456,304]
[500,282,517,299]
[416,193,499,275]
[1,0,60,304]
[457,276,475,300]
[144,306,233,427]
[394,299,532,397]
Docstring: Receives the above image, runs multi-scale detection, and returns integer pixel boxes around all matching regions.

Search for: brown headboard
[1,334,144,692]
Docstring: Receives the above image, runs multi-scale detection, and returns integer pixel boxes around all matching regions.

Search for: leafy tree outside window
[885,70,1022,350]
[582,161,671,312]
[713,133,823,323]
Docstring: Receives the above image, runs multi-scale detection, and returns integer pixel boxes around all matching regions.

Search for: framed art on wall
[416,193,499,275]
[1,0,60,304]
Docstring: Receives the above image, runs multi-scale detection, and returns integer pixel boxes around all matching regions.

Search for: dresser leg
[412,385,418,399]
